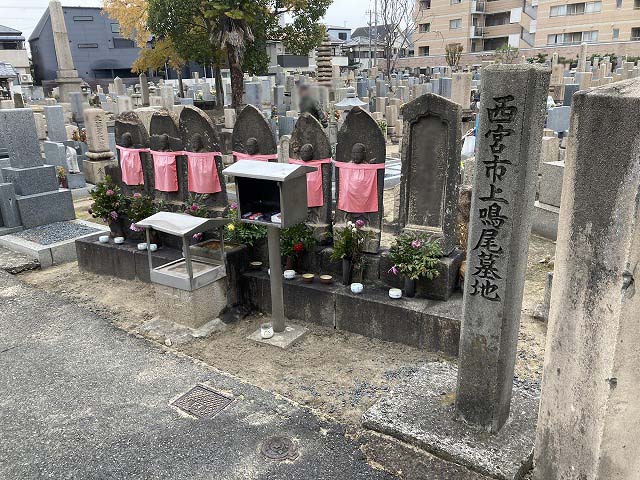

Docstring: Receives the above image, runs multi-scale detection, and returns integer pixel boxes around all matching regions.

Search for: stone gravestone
[334,106,385,253]
[289,113,333,243]
[231,105,277,162]
[149,109,184,203]
[139,73,150,107]
[0,109,75,228]
[43,105,67,142]
[114,110,152,197]
[399,93,461,255]
[534,78,640,480]
[179,105,227,211]
[83,108,117,184]
[456,64,550,432]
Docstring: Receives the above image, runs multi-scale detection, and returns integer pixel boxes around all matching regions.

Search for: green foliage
[331,220,371,265]
[445,43,463,69]
[281,223,316,258]
[494,44,519,64]
[527,53,548,64]
[126,193,157,223]
[377,119,388,136]
[223,202,267,247]
[183,194,210,218]
[388,233,442,281]
[88,177,126,223]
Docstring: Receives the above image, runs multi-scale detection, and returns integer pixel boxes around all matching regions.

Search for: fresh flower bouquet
[126,192,157,234]
[223,202,267,247]
[281,223,316,268]
[89,177,126,236]
[388,233,442,281]
[183,194,210,218]
[331,220,370,264]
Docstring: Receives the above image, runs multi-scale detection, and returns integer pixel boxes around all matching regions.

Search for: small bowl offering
[260,322,274,339]
[137,242,147,251]
[114,236,125,244]
[283,269,296,279]
[98,235,109,244]
[302,273,315,284]
[249,261,263,270]
[350,282,364,294]
[389,288,402,299]
[149,243,158,252]
[319,274,333,285]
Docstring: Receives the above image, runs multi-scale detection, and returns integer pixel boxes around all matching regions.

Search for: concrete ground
[0,271,395,480]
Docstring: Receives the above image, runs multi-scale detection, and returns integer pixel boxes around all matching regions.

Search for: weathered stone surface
[363,362,538,480]
[290,113,332,242]
[50,0,82,101]
[15,189,75,229]
[0,166,59,196]
[534,78,640,480]
[43,105,67,142]
[0,109,43,169]
[334,106,386,253]
[231,105,277,157]
[0,183,21,229]
[154,278,227,329]
[84,108,114,159]
[178,106,227,207]
[456,64,550,432]
[399,93,461,255]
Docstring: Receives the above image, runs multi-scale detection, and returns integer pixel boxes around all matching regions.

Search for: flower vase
[108,217,127,239]
[342,258,352,285]
[403,277,416,298]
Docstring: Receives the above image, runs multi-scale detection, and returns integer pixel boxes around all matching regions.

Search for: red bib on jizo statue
[116,146,148,186]
[288,158,332,208]
[335,161,385,213]
[185,151,222,194]
[150,150,180,192]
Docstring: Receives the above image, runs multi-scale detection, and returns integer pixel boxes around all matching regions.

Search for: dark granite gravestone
[149,110,184,204]
[289,113,332,243]
[335,106,385,253]
[179,106,228,211]
[399,93,461,255]
[114,111,152,197]
[231,105,277,160]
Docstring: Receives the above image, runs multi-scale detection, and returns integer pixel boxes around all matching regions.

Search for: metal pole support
[267,225,285,332]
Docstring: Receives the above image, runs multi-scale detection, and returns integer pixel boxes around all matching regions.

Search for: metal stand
[267,225,285,332]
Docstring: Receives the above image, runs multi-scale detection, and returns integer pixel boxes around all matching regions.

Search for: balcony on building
[472,1,486,13]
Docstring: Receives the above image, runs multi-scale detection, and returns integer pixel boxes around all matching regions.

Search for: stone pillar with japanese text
[455,64,550,433]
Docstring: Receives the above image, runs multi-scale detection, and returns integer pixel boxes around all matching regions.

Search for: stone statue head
[159,133,169,150]
[191,133,204,152]
[351,143,366,164]
[300,143,314,161]
[299,84,311,98]
[121,132,133,148]
[246,137,259,155]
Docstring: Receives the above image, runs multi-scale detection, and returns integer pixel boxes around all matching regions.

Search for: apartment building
[401,0,640,68]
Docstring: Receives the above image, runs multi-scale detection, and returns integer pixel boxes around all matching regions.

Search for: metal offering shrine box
[222,160,316,228]
[136,212,232,291]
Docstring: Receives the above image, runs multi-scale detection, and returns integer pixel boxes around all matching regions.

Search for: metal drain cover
[171,385,233,419]
[261,436,298,461]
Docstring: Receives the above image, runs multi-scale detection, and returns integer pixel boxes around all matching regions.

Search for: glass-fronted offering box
[223,160,315,228]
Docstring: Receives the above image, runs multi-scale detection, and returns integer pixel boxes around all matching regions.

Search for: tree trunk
[214,63,224,108]
[177,68,184,98]
[227,43,244,114]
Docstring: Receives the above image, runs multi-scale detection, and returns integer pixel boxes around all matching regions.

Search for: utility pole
[366,8,373,69]
[374,0,378,68]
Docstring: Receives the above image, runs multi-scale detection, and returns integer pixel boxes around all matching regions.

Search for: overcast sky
[1,0,373,41]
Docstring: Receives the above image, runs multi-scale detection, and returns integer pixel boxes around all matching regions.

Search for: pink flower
[133,192,142,199]
[130,223,142,232]
[411,240,422,249]
[230,202,238,210]
[106,189,115,196]
[190,204,199,211]
[388,266,399,275]
[109,211,118,220]
[355,219,365,229]
[193,232,203,241]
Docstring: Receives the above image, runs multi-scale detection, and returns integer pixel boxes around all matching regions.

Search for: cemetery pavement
[0,271,395,480]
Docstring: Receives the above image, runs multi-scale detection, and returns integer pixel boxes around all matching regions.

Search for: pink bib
[232,151,278,162]
[186,151,222,194]
[289,158,332,208]
[335,161,385,213]
[150,151,179,192]
[116,146,148,186]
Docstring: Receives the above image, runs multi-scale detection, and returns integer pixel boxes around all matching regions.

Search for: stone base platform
[241,271,462,356]
[15,188,75,229]
[247,322,308,349]
[83,158,118,185]
[0,220,107,268]
[362,362,538,480]
[154,278,227,329]
[76,234,183,283]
